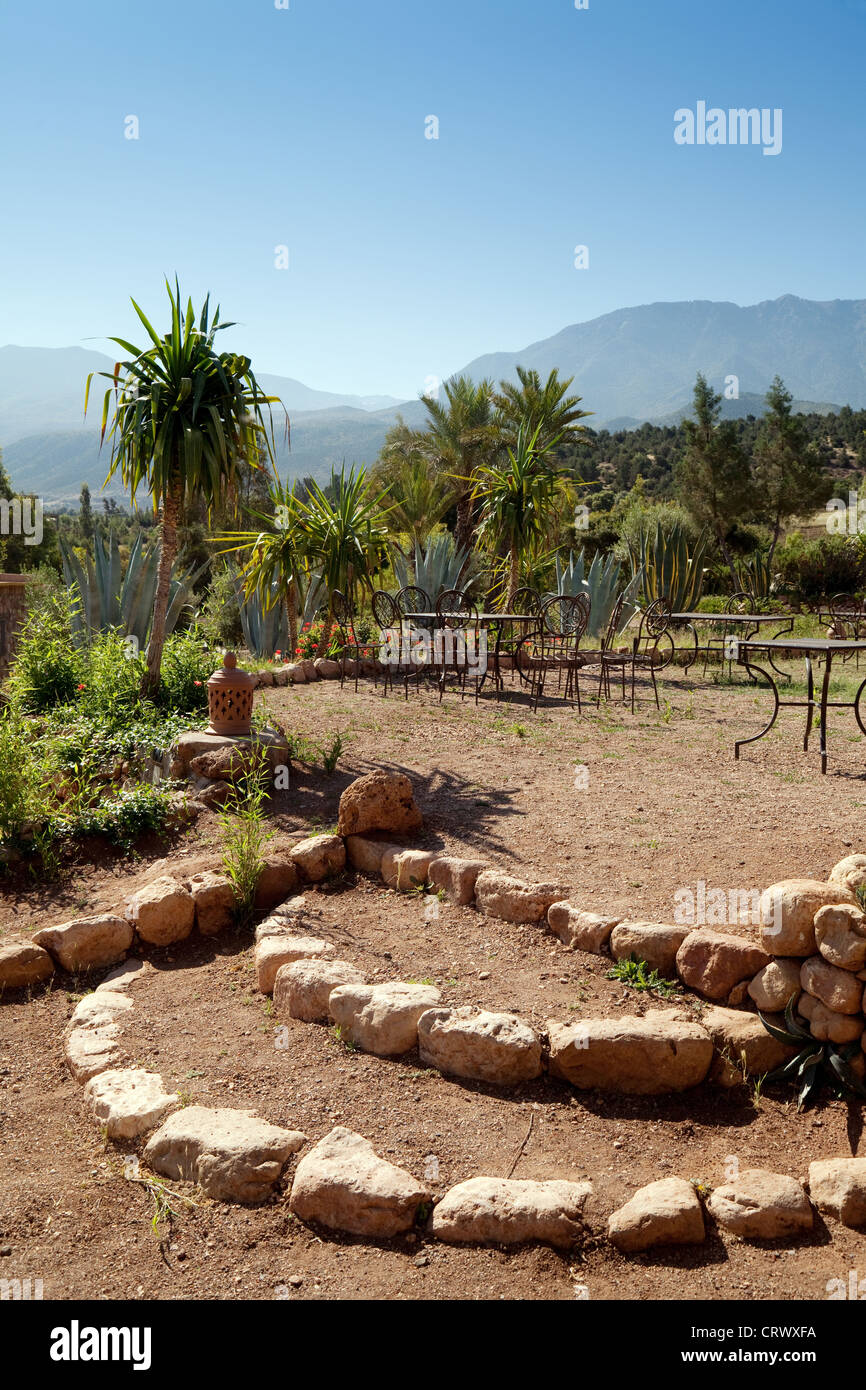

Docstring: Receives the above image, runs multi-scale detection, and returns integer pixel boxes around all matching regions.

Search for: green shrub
[155,629,212,713]
[776,533,865,600]
[5,591,83,711]
[81,630,148,720]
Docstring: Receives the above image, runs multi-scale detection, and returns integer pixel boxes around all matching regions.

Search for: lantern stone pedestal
[169,655,290,806]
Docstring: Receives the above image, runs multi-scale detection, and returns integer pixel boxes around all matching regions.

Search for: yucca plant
[760,999,866,1110]
[392,532,474,603]
[300,465,393,624]
[59,531,205,644]
[85,279,284,694]
[473,423,568,608]
[630,519,708,612]
[547,549,642,639]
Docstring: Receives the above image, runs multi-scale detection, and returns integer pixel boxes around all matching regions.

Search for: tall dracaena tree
[300,465,393,644]
[216,482,307,658]
[85,280,285,695]
[473,423,565,607]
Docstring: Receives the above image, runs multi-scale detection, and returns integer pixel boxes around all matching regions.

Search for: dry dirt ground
[3,663,866,1302]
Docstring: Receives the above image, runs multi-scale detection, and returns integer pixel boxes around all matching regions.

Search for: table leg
[819,650,833,774]
[803,656,814,751]
[734,658,781,760]
[680,623,699,674]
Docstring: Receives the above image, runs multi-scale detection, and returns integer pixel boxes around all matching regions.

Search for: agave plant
[547,549,641,639]
[233,575,288,659]
[630,519,708,611]
[59,532,205,645]
[760,1000,866,1110]
[392,532,474,603]
[737,547,775,602]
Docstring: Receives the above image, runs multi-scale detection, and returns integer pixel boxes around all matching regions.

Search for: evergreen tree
[753,377,833,560]
[674,374,753,583]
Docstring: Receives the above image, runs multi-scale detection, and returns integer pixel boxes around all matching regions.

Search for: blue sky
[1,0,864,400]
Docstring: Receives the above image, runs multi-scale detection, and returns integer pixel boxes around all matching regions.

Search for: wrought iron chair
[432,592,479,702]
[598,597,672,713]
[331,590,381,693]
[510,586,544,616]
[701,590,757,677]
[529,594,591,712]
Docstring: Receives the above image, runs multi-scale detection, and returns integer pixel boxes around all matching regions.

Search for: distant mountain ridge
[3,295,865,503]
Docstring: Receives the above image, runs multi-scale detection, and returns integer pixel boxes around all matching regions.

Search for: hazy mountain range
[2,294,864,505]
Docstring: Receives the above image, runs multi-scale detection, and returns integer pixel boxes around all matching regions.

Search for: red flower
[194,680,202,687]
[77,683,85,691]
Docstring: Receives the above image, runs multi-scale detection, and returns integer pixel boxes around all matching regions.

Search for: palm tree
[494,366,592,452]
[413,376,499,553]
[373,447,451,551]
[473,424,566,607]
[86,280,284,694]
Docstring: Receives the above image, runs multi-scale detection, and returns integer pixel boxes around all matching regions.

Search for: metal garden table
[732,637,866,774]
[670,611,795,675]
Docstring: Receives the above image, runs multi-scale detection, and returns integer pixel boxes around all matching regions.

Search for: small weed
[330,1024,358,1052]
[607,955,680,999]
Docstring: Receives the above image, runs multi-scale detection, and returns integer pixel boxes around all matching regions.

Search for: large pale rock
[189,870,235,936]
[675,929,770,1000]
[706,1169,813,1239]
[702,1006,795,1086]
[289,834,346,883]
[758,879,856,956]
[798,991,864,1043]
[144,1106,306,1203]
[828,854,866,894]
[381,847,438,891]
[33,914,133,971]
[808,1158,866,1228]
[313,658,341,679]
[430,1177,592,1249]
[125,878,195,947]
[547,1011,713,1094]
[475,870,570,925]
[610,922,691,976]
[345,834,401,877]
[608,1177,705,1252]
[254,897,307,941]
[285,662,306,684]
[289,1127,429,1236]
[814,904,866,973]
[84,1068,179,1139]
[273,959,365,1023]
[95,958,149,992]
[63,991,133,1083]
[329,981,441,1056]
[337,770,423,837]
[748,958,802,1012]
[801,955,863,1014]
[417,1007,542,1084]
[0,937,54,989]
[428,856,487,906]
[189,741,287,783]
[255,935,335,995]
[547,903,621,954]
[254,857,301,910]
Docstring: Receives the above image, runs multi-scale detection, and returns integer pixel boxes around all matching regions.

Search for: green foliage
[154,630,212,713]
[629,518,708,610]
[760,1000,866,1110]
[775,533,865,600]
[548,549,641,639]
[59,530,205,644]
[392,531,474,601]
[606,954,680,998]
[320,733,344,775]
[674,374,754,578]
[219,757,274,926]
[5,590,83,711]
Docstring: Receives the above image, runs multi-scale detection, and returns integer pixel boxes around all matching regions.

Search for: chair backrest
[371,590,401,630]
[539,594,590,648]
[331,589,354,644]
[396,584,430,616]
[601,593,625,651]
[636,597,672,648]
[436,589,471,629]
[511,586,543,616]
[726,590,756,615]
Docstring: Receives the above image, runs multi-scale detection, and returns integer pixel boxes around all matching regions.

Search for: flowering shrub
[293,621,342,660]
